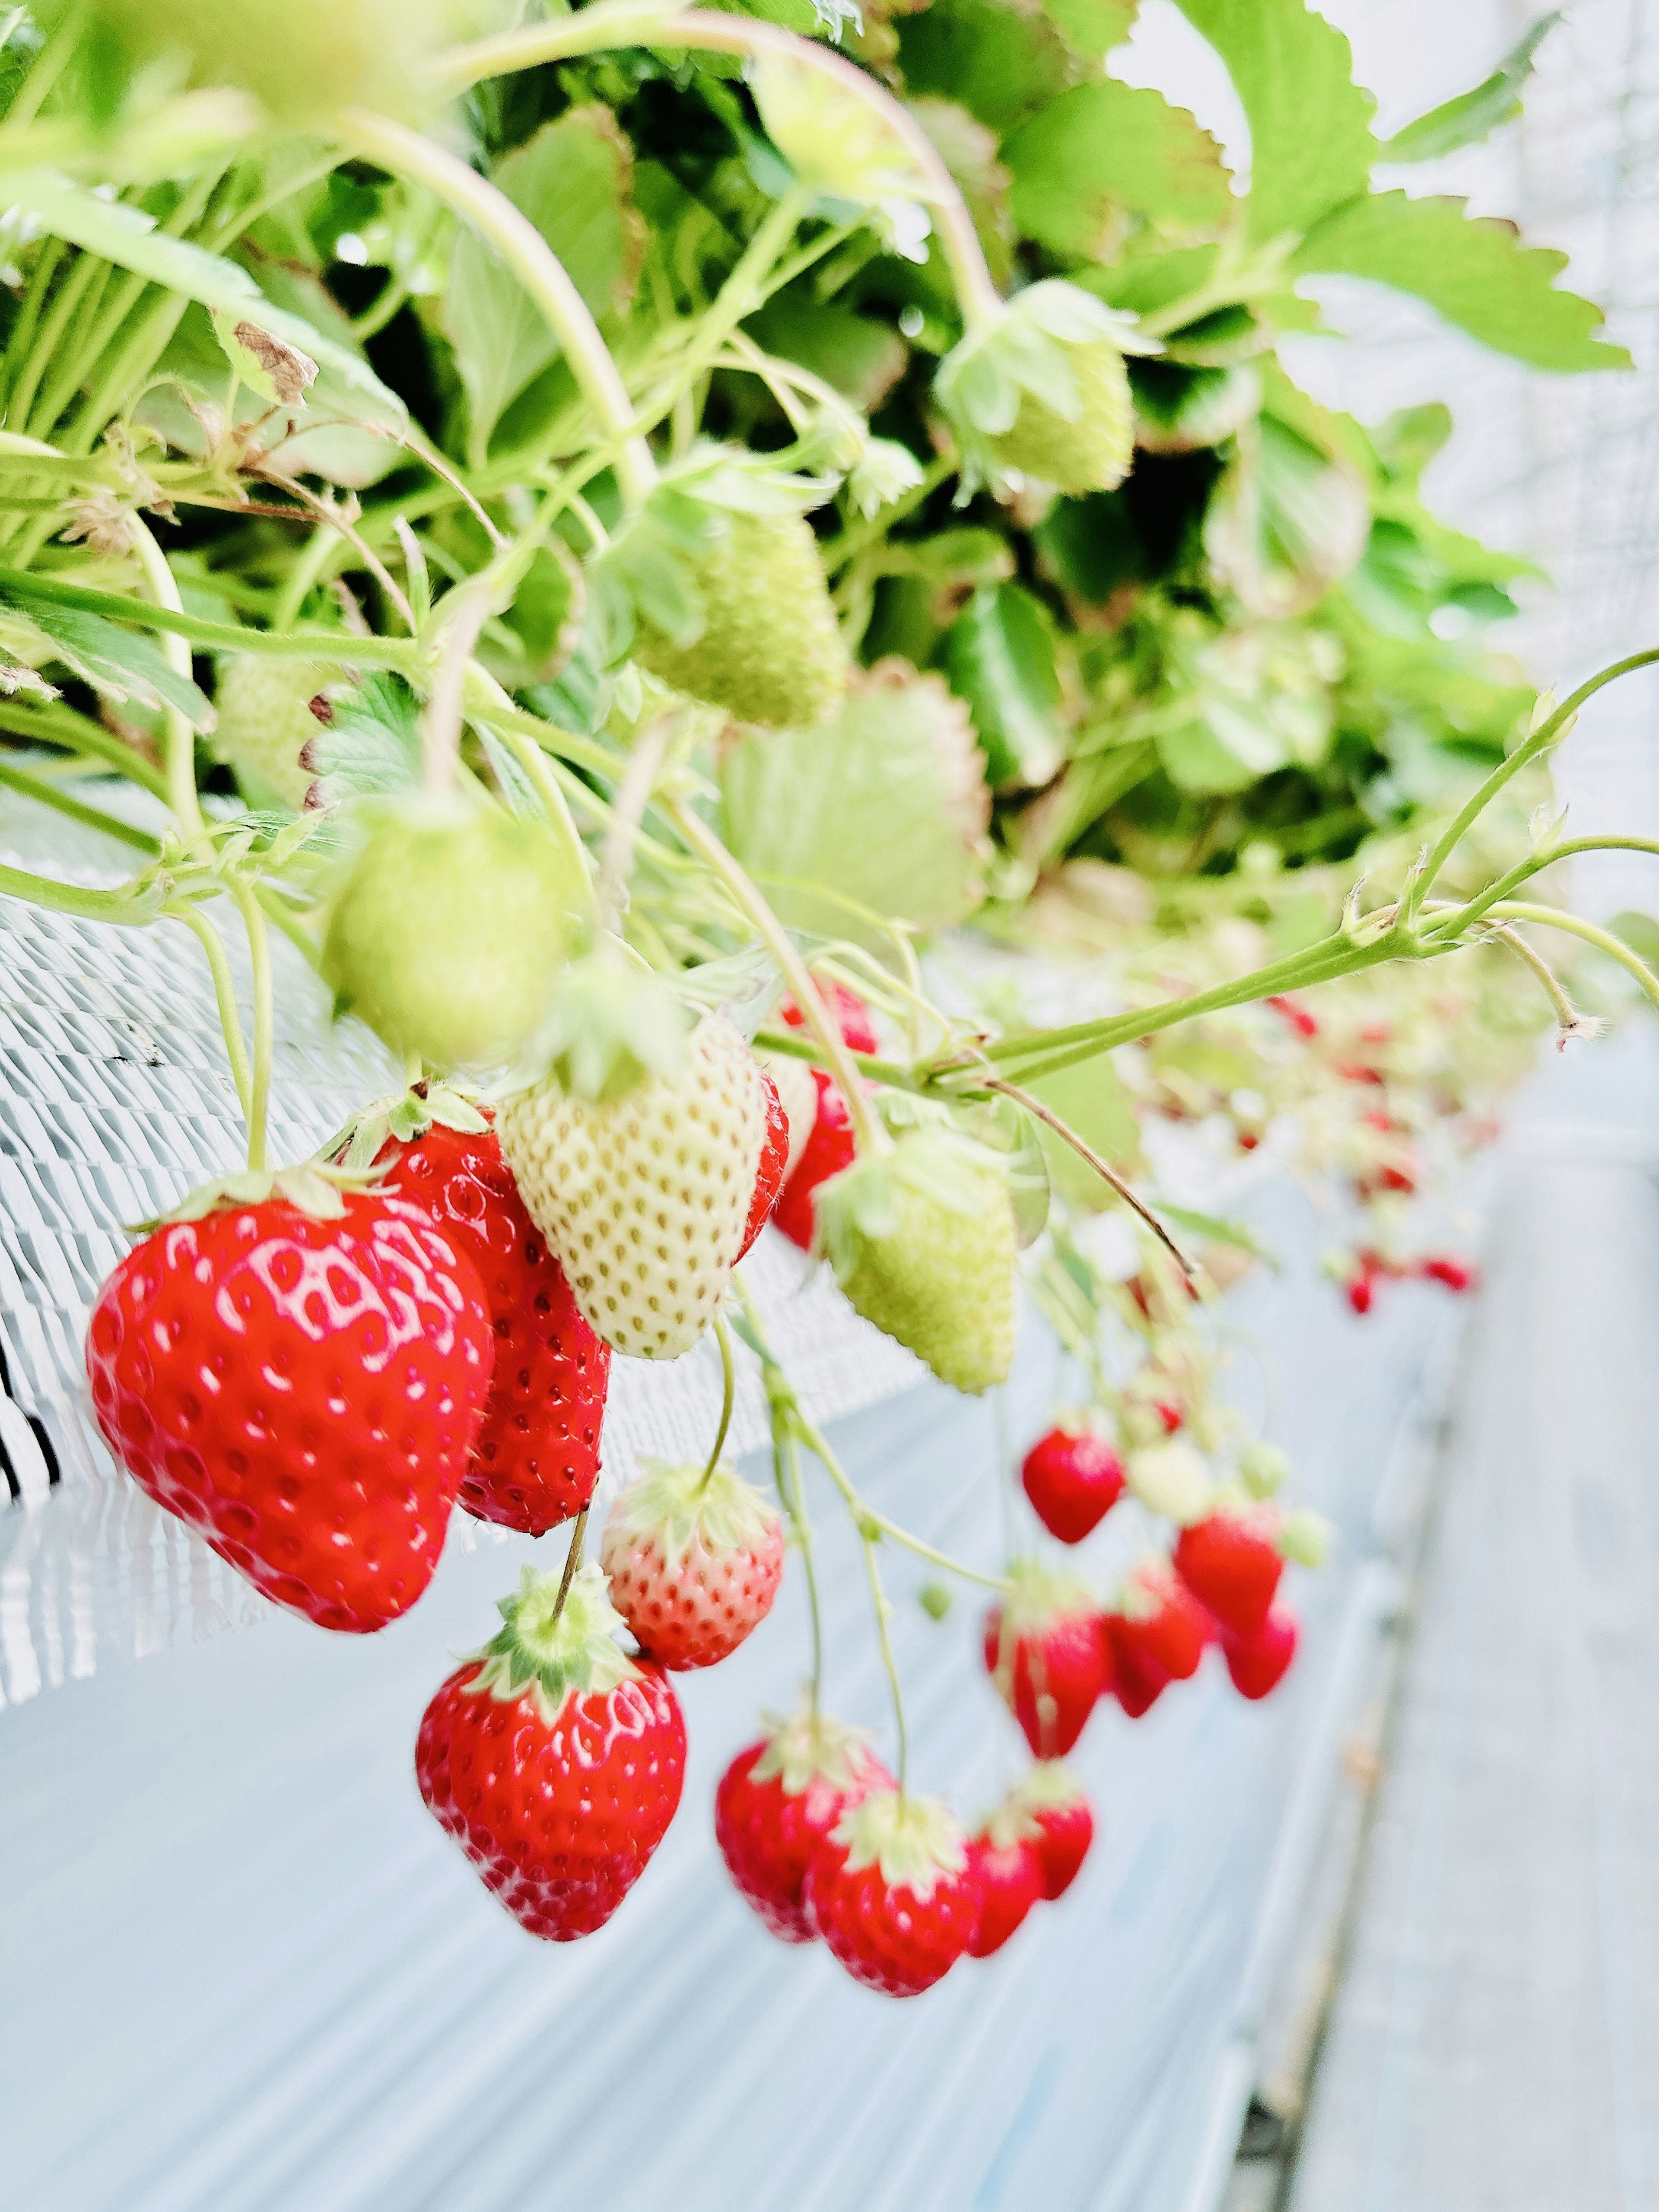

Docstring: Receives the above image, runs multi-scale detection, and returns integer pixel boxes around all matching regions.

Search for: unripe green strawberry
[498,1012,769,1360]
[321,798,588,1075]
[74,0,439,122]
[989,340,1133,494]
[633,508,848,730]
[814,1128,1017,1394]
[212,655,334,810]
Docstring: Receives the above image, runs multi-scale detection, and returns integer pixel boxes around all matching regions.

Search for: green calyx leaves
[331,1080,490,1177]
[1007,1758,1087,1817]
[937,283,1151,494]
[467,1563,638,1720]
[610,1457,781,1570]
[533,941,689,1105]
[143,1160,365,1233]
[997,1554,1097,1634]
[753,1693,877,1798]
[320,792,592,1077]
[830,1789,967,1897]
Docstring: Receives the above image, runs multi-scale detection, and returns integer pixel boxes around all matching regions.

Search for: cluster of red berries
[1346,1249,1478,1316]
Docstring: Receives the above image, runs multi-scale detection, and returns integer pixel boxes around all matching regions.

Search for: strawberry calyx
[978,1798,1045,1852]
[1278,1508,1330,1568]
[996,1556,1097,1636]
[329,1079,490,1174]
[751,1693,878,1798]
[830,1789,968,1899]
[1007,1759,1089,1818]
[136,1159,377,1233]
[1116,1555,1185,1624]
[814,1123,1007,1267]
[465,1563,639,1720]
[1125,1439,1214,1526]
[532,940,689,1104]
[1239,1441,1290,1499]
[608,1457,780,1570]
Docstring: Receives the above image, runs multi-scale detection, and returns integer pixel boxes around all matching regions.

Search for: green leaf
[1040,0,1138,54]
[938,584,1065,789]
[896,0,1084,136]
[1379,12,1561,162]
[1205,414,1370,619]
[3,170,406,434]
[1296,191,1631,372]
[445,106,645,455]
[1173,0,1374,242]
[0,583,214,730]
[744,291,909,412]
[1004,79,1233,257]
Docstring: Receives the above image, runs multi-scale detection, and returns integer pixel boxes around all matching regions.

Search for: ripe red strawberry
[86,1189,492,1633]
[1348,1268,1376,1316]
[1106,1629,1167,1719]
[417,1562,686,1940]
[984,1560,1112,1759]
[772,985,877,1252]
[737,1068,791,1260]
[376,1115,608,1536]
[1421,1254,1476,1293]
[772,1072,855,1250]
[1220,1606,1299,1700]
[1006,1763,1094,1899]
[964,1828,1043,1958]
[1266,994,1319,1039]
[600,1457,785,1669]
[1174,1501,1284,1638]
[1020,1420,1126,1544]
[804,1789,981,1997]
[1105,1558,1210,1706]
[714,1702,893,1942]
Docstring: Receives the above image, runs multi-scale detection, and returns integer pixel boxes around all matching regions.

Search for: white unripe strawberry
[499,1012,769,1360]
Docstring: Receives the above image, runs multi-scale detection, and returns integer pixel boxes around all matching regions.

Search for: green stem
[696,1311,737,1491]
[1480,917,1583,1032]
[5,0,86,127]
[227,875,273,1173]
[0,855,161,922]
[1409,648,1659,923]
[823,453,955,577]
[0,755,159,852]
[1423,834,1659,942]
[339,109,657,505]
[169,902,254,1117]
[0,565,422,668]
[860,1527,908,1790]
[782,1431,824,1706]
[1484,899,1659,1013]
[0,698,169,798]
[436,6,1005,326]
[128,515,205,837]
[663,795,888,1155]
[980,1072,1192,1277]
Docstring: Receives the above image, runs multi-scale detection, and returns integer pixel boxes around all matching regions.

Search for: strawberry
[814,1127,1018,1393]
[1347,1268,1376,1316]
[804,1790,981,1997]
[964,1827,1043,1958]
[714,1701,893,1942]
[737,1068,790,1260]
[86,1188,492,1632]
[1020,1420,1126,1544]
[758,1051,819,1188]
[375,1114,609,1535]
[1220,1607,1299,1700]
[1006,1763,1095,1900]
[940,287,1135,496]
[321,796,588,1075]
[984,1560,1111,1759]
[634,507,848,730]
[990,338,1133,493]
[599,1456,785,1669]
[1265,994,1319,1039]
[499,1011,770,1360]
[211,654,332,808]
[1104,1558,1210,1710]
[416,1562,686,1940]
[1421,1254,1476,1293]
[1174,1501,1285,1638]
[772,1073,855,1251]
[772,986,875,1251]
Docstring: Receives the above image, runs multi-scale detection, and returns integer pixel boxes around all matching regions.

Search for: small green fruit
[634,508,848,730]
[815,1128,1017,1395]
[321,800,587,1074]
[212,655,333,810]
[989,339,1133,495]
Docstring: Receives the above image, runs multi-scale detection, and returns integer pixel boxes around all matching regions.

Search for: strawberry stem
[978,1073,1194,1280]
[550,1505,591,1629]
[128,515,204,839]
[696,1312,737,1495]
[169,903,254,1121]
[859,1525,909,1792]
[1481,900,1659,1014]
[733,1271,824,1707]
[227,876,273,1176]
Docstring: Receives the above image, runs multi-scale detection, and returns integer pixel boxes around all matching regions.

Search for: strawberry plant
[0,0,1653,1987]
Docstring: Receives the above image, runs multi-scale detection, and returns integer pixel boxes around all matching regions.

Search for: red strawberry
[737,1068,791,1259]
[1174,1501,1284,1638]
[600,1457,785,1669]
[1020,1421,1126,1544]
[1421,1254,1476,1293]
[780,983,878,1056]
[1105,1558,1210,1699]
[1220,1606,1299,1700]
[376,1115,609,1536]
[964,1829,1043,1958]
[984,1560,1111,1759]
[1106,1629,1168,1719]
[1006,1763,1094,1899]
[772,986,876,1252]
[86,1188,491,1633]
[804,1789,981,1997]
[1266,994,1318,1039]
[417,1562,686,1939]
[1348,1266,1376,1315]
[715,1703,893,1942]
